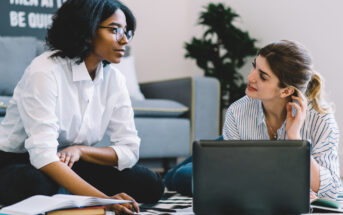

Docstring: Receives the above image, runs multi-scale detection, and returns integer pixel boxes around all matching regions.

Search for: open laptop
[193,140,311,215]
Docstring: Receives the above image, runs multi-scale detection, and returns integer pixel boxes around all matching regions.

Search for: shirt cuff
[28,148,60,169]
[317,165,333,197]
[110,144,139,171]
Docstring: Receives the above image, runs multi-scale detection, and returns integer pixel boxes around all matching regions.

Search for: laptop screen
[193,140,311,215]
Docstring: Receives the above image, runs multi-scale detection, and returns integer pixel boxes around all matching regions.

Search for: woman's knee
[171,163,193,196]
[22,166,58,194]
[146,170,165,203]
[165,157,193,193]
[0,164,58,205]
[127,165,165,203]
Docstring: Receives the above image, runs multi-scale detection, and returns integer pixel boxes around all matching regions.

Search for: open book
[0,194,131,215]
[311,198,343,213]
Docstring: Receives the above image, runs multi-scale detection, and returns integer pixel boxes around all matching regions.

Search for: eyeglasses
[98,26,134,42]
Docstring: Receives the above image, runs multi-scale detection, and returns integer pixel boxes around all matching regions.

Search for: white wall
[123,0,343,172]
[122,0,197,82]
[220,0,343,172]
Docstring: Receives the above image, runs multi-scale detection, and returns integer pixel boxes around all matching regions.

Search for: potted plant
[185,3,259,110]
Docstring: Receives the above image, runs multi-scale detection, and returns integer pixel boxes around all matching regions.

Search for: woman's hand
[57,146,82,168]
[106,193,140,215]
[310,191,318,201]
[285,92,307,140]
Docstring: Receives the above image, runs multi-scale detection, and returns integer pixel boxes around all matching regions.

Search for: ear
[280,87,294,98]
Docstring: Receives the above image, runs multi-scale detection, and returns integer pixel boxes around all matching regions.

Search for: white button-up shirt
[0,51,140,170]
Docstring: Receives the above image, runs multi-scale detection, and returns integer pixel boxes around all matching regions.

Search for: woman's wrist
[288,135,301,140]
[78,145,89,159]
[286,132,301,140]
[77,146,118,166]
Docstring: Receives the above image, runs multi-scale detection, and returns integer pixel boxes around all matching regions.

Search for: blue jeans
[164,155,193,196]
[164,136,223,196]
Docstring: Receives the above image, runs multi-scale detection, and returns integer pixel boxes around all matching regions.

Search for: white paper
[0,194,130,215]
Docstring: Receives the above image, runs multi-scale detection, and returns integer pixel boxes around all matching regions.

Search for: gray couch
[127,76,220,168]
[0,36,220,169]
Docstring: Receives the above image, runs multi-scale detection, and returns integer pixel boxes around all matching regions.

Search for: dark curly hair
[46,0,136,64]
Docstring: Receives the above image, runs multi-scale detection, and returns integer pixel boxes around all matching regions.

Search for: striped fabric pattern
[223,96,343,200]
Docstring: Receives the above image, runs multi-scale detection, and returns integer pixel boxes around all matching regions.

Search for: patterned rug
[138,191,193,215]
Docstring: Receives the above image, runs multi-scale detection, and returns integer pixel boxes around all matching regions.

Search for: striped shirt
[223,96,342,200]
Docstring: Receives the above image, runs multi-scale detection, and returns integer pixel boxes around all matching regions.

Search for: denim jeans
[164,136,223,196]
[164,155,193,196]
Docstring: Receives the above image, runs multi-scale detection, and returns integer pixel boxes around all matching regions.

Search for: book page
[53,194,132,207]
[311,205,343,213]
[0,194,131,215]
[0,195,70,215]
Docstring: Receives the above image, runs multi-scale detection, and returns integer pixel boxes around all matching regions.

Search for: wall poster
[0,0,67,39]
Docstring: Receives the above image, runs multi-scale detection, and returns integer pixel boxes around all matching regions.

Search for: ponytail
[305,72,329,114]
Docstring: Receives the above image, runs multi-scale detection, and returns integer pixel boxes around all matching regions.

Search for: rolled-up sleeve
[16,69,60,169]
[107,80,140,171]
[312,114,342,199]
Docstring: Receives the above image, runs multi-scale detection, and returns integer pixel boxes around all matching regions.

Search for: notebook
[192,140,311,215]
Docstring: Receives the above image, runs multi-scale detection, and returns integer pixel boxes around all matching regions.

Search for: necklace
[265,117,278,140]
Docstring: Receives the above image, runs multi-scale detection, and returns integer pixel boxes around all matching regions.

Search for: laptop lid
[193,140,311,215]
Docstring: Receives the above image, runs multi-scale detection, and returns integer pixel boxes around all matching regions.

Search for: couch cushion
[132,99,188,117]
[0,36,38,96]
[112,56,145,100]
[135,117,190,158]
[0,96,10,117]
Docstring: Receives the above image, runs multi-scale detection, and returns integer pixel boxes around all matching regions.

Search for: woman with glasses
[0,0,164,213]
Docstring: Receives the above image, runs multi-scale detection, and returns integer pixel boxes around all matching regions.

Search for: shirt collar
[257,98,289,139]
[93,63,104,85]
[257,99,265,125]
[72,61,104,83]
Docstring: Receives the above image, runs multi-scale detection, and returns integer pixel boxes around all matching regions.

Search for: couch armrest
[193,76,220,140]
[139,76,220,141]
[140,77,193,118]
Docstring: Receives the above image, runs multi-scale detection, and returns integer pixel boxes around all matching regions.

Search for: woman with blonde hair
[166,40,342,200]
[223,40,342,199]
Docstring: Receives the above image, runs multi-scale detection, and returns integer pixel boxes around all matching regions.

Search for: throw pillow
[0,36,38,96]
[131,99,189,117]
[112,56,145,100]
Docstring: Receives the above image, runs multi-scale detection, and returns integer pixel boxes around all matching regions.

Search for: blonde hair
[306,72,328,114]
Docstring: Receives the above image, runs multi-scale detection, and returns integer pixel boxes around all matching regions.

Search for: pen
[141,207,176,212]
